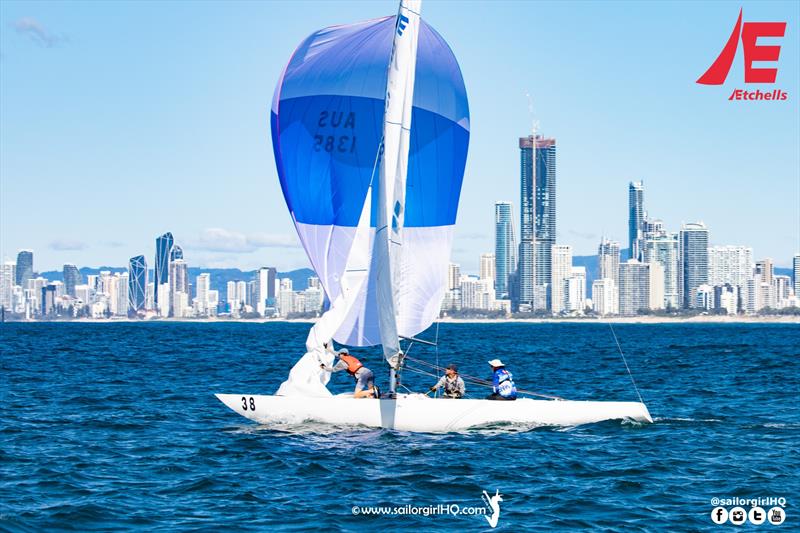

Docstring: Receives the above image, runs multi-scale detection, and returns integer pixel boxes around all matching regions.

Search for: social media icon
[730,507,746,525]
[711,507,728,524]
[768,507,786,525]
[749,506,766,525]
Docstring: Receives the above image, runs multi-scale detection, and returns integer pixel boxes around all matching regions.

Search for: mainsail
[271,2,469,396]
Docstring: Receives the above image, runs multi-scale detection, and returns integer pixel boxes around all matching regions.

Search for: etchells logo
[697,8,788,101]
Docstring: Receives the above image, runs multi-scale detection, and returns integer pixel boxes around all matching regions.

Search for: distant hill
[38,267,316,297]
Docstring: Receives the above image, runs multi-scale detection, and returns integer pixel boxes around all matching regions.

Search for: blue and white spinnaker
[271,3,469,396]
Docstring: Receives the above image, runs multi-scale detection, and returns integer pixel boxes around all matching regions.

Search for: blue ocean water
[1,322,798,531]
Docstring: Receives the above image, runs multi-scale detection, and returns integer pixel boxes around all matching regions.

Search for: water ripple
[1,322,798,530]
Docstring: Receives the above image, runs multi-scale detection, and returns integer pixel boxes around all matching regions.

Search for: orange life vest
[340,354,363,375]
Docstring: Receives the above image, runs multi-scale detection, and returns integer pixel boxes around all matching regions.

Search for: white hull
[215,393,653,432]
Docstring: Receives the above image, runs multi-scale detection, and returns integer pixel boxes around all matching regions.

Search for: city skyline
[1,1,797,273]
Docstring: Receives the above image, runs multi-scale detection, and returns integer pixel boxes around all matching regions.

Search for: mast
[375,0,421,396]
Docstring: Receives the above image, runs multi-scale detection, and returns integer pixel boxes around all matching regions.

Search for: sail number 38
[242,396,256,411]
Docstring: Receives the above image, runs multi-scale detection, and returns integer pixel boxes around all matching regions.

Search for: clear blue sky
[1,1,798,273]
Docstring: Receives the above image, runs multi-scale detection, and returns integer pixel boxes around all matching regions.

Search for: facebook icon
[711,507,728,524]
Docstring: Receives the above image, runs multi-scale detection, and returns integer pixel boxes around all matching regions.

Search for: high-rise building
[278,278,294,317]
[679,222,709,308]
[106,275,119,315]
[709,245,752,312]
[714,284,738,315]
[128,255,148,313]
[169,259,188,317]
[0,261,15,309]
[74,284,92,308]
[518,135,556,311]
[628,181,645,260]
[41,285,57,316]
[157,283,170,317]
[27,277,47,315]
[755,258,774,286]
[793,254,800,297]
[145,282,155,311]
[565,266,586,314]
[460,276,479,310]
[15,250,33,287]
[695,284,714,310]
[154,232,174,304]
[480,253,496,281]
[550,244,572,315]
[255,267,277,316]
[598,239,621,287]
[642,233,679,309]
[195,273,211,316]
[754,258,776,310]
[774,275,792,308]
[592,278,617,316]
[619,260,664,316]
[459,275,495,310]
[63,264,82,297]
[226,281,238,314]
[494,201,516,298]
[116,273,129,317]
[447,263,461,290]
[303,286,323,314]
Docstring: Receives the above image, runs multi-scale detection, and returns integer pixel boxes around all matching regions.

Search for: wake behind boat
[216,0,654,432]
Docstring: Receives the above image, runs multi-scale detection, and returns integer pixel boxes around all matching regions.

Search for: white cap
[488,359,504,367]
[338,348,349,355]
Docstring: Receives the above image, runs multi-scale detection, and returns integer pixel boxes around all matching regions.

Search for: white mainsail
[372,0,422,364]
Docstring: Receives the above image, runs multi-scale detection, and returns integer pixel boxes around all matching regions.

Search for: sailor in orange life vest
[320,344,380,399]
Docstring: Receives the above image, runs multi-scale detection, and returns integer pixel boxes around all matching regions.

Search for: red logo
[697,8,788,100]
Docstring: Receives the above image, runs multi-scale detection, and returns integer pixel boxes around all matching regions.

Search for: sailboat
[216,0,653,431]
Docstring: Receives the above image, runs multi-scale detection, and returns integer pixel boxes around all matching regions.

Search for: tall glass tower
[154,232,174,304]
[679,222,709,308]
[63,264,82,297]
[519,135,556,310]
[15,250,33,287]
[628,181,645,260]
[494,201,516,299]
[128,255,148,313]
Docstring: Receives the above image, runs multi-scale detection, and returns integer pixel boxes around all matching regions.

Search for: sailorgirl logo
[697,8,788,101]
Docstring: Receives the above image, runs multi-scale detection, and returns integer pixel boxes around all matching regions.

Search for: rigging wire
[433,320,441,398]
[608,323,645,404]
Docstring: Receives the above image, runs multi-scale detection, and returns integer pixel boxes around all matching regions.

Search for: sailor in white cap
[486,359,517,401]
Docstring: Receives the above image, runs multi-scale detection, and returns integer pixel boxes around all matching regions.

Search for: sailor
[320,345,380,399]
[486,359,517,401]
[429,364,465,398]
